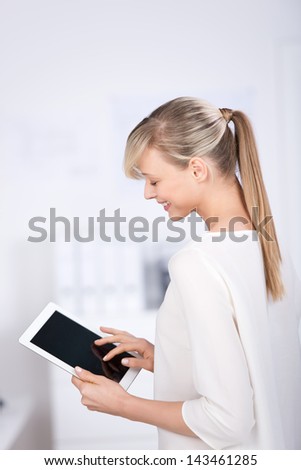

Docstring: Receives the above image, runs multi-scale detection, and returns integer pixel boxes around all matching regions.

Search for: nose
[144,182,157,200]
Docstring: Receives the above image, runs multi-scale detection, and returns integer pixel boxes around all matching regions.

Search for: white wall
[0,0,300,450]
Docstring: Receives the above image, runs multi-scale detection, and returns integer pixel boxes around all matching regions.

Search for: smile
[158,201,171,211]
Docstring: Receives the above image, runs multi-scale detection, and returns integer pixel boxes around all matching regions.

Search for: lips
[158,201,171,211]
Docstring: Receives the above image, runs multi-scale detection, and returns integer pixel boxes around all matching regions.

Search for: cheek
[175,179,198,202]
[163,175,198,205]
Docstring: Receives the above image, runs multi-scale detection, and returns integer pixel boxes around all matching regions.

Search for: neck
[196,177,254,232]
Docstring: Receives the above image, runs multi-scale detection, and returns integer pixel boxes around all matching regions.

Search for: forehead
[137,147,173,175]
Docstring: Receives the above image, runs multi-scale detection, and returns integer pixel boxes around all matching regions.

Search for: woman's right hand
[94,326,154,373]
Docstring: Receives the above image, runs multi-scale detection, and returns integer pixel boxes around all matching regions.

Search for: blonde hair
[124,97,284,301]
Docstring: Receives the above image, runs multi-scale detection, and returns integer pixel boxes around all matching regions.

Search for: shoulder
[168,242,224,283]
[167,242,234,305]
[168,242,204,266]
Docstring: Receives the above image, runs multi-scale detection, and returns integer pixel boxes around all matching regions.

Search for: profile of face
[138,147,210,221]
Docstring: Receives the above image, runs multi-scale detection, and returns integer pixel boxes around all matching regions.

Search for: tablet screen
[30,311,131,382]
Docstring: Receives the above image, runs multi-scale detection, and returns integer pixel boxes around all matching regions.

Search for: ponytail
[232,111,285,301]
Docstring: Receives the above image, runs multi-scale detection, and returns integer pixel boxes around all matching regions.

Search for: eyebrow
[139,171,156,177]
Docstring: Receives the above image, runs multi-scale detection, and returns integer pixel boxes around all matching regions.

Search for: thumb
[75,366,99,383]
[121,357,148,369]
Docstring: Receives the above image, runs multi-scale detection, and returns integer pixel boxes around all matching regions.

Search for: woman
[72,97,301,449]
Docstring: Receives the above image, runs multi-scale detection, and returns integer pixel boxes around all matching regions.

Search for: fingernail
[75,366,82,374]
[103,355,108,361]
[121,358,129,366]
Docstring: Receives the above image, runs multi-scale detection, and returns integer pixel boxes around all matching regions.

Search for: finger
[86,406,98,412]
[94,333,133,346]
[71,374,82,389]
[121,356,146,369]
[99,326,131,336]
[74,366,100,384]
[102,342,140,361]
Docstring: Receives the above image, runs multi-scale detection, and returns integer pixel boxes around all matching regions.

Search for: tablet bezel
[19,301,141,390]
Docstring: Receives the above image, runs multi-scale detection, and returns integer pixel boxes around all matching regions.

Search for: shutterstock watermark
[27,207,275,243]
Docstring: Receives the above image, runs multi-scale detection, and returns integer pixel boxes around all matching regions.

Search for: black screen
[30,311,132,382]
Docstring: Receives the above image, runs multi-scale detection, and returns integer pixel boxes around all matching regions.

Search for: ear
[189,157,208,182]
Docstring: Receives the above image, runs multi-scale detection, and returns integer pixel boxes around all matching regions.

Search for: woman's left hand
[71,366,129,415]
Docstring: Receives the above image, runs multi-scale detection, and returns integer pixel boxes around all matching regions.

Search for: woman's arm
[167,248,255,448]
[72,367,196,437]
[125,395,196,436]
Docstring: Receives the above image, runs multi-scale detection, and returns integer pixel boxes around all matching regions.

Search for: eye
[150,181,158,186]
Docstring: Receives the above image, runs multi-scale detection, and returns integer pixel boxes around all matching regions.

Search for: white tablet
[19,302,141,390]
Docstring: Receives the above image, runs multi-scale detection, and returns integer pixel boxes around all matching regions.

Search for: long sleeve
[168,248,255,449]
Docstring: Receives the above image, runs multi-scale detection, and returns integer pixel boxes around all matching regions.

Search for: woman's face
[137,147,206,220]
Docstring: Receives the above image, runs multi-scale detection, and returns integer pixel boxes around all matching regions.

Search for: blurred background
[0,0,300,450]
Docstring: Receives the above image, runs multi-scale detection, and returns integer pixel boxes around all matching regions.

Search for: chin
[168,209,190,222]
[169,215,185,222]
